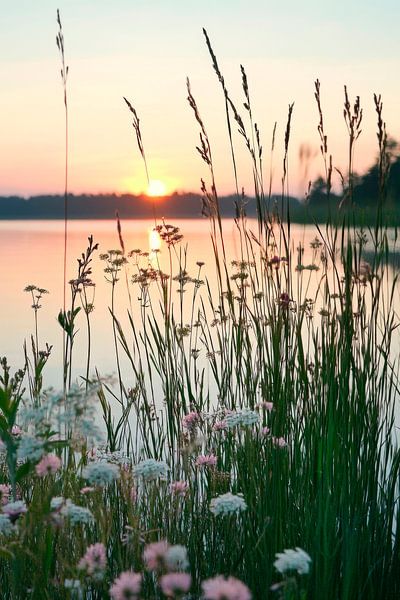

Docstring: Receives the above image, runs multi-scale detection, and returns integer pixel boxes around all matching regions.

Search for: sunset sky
[1,0,399,198]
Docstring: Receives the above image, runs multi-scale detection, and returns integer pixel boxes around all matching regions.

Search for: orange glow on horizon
[147,179,167,197]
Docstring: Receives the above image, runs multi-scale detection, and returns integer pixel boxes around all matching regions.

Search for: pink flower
[272,436,288,448]
[213,421,227,431]
[170,481,189,497]
[160,572,191,597]
[35,454,61,477]
[0,484,10,505]
[195,454,217,468]
[11,425,22,436]
[143,540,169,571]
[202,575,252,600]
[80,486,95,495]
[78,543,107,576]
[182,411,201,433]
[256,401,273,412]
[110,571,142,600]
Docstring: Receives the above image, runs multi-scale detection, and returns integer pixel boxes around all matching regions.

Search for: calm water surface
[1,219,400,421]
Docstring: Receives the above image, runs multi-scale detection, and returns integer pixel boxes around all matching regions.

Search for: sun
[147,179,167,197]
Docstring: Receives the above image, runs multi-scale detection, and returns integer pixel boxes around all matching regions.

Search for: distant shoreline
[1,193,399,225]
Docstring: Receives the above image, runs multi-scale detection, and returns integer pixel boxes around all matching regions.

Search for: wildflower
[82,461,120,487]
[11,425,22,436]
[272,436,288,448]
[202,575,251,599]
[274,547,312,575]
[78,543,107,578]
[165,545,189,571]
[133,459,168,481]
[110,571,142,600]
[0,484,10,505]
[210,493,247,516]
[0,514,15,536]
[224,409,259,429]
[261,427,270,436]
[61,500,94,525]
[170,481,189,497]
[182,411,201,433]
[80,486,95,495]
[213,420,227,432]
[17,435,45,462]
[144,540,169,570]
[36,454,61,477]
[196,454,217,468]
[160,572,192,597]
[50,496,65,511]
[3,500,27,521]
[169,481,189,498]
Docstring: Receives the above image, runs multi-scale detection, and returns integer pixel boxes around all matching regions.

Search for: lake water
[1,219,399,428]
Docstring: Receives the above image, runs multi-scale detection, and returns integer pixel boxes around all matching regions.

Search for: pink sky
[1,1,399,199]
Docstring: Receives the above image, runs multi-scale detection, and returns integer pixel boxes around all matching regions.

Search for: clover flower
[274,547,312,575]
[210,493,247,516]
[78,543,107,578]
[36,454,61,477]
[160,572,192,597]
[170,480,189,497]
[82,461,120,487]
[182,411,201,433]
[195,454,217,468]
[61,500,94,525]
[110,571,142,599]
[144,540,169,571]
[213,420,227,431]
[133,459,168,481]
[201,575,251,599]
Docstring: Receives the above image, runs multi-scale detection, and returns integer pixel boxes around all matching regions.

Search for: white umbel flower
[133,459,168,481]
[274,547,312,575]
[82,461,120,487]
[210,492,247,516]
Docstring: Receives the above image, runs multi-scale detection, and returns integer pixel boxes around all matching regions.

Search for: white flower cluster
[224,409,260,429]
[165,544,189,571]
[133,459,169,481]
[274,547,312,575]
[210,492,247,516]
[82,461,120,487]
[0,514,15,536]
[61,500,94,525]
[50,496,65,511]
[17,435,45,462]
[91,448,132,466]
